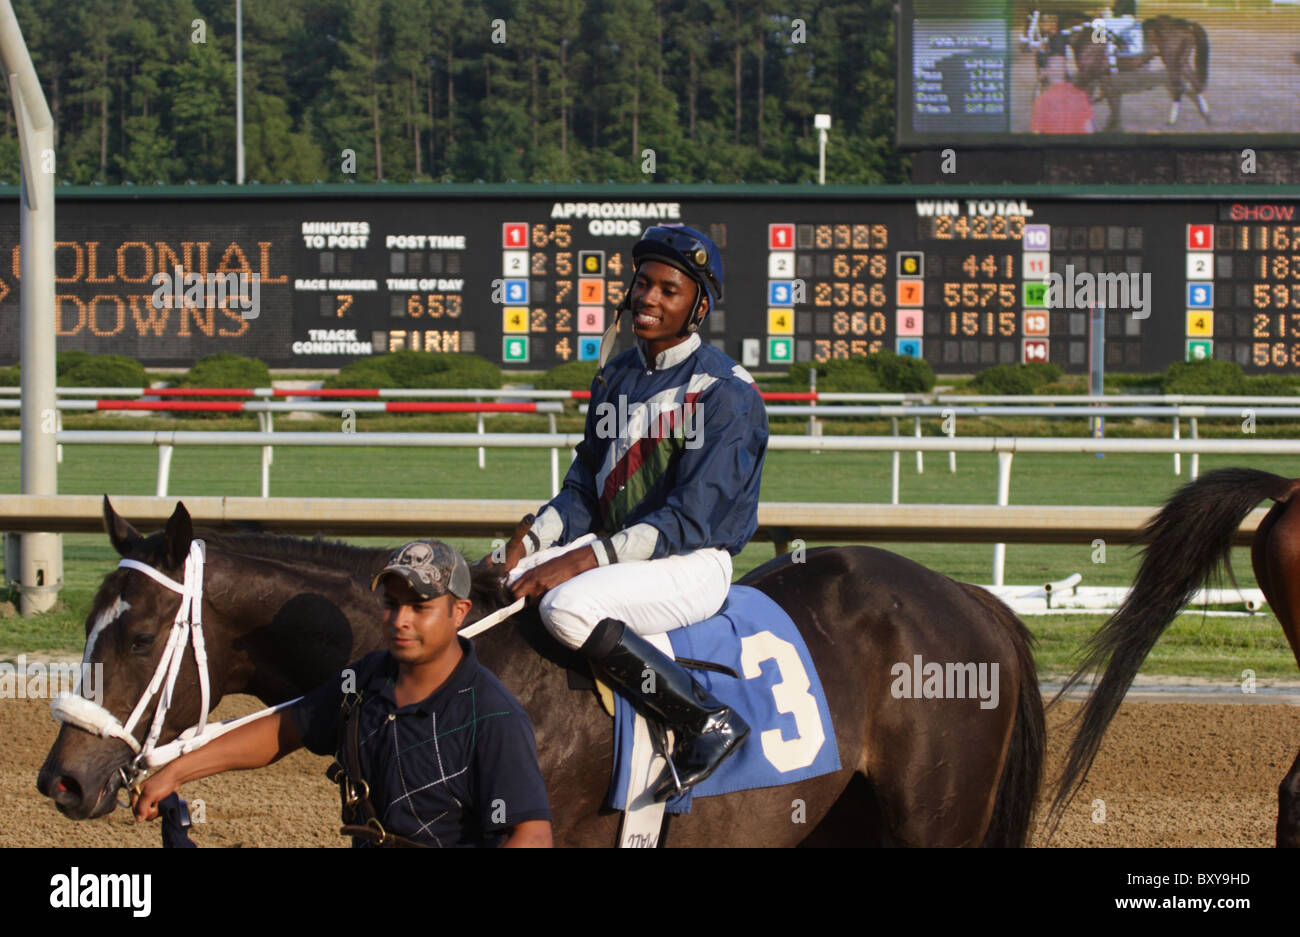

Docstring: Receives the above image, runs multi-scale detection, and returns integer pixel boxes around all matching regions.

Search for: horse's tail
[1047,467,1297,836]
[960,582,1045,848]
[1192,22,1209,87]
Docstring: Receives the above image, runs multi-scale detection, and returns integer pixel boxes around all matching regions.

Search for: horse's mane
[196,530,515,614]
[196,529,390,572]
[467,561,515,620]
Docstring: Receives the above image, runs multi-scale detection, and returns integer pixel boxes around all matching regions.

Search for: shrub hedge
[970,364,1042,395]
[787,350,935,393]
[535,360,599,391]
[175,353,271,390]
[60,355,148,388]
[0,353,147,391]
[1161,359,1247,395]
[324,351,501,389]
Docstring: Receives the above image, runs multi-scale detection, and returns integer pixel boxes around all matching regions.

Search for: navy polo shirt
[290,637,551,848]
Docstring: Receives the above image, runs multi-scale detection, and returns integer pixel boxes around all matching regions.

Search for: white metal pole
[548,412,558,495]
[890,417,899,504]
[2,0,61,614]
[259,409,272,496]
[1172,416,1180,475]
[947,411,957,472]
[1190,417,1199,480]
[236,0,244,185]
[992,451,1014,586]
[818,129,827,185]
[808,367,817,437]
[156,445,173,497]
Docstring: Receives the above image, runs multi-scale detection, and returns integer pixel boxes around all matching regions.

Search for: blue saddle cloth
[608,585,840,814]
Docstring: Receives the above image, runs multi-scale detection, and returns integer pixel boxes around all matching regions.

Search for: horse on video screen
[1021,9,1210,130]
[38,498,1045,847]
[1049,468,1300,847]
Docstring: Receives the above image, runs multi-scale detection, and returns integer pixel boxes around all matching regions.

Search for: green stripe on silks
[603,433,684,531]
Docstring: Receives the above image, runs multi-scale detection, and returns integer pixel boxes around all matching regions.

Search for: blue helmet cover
[631,225,724,311]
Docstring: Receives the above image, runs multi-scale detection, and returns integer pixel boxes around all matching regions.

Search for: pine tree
[170,40,236,181]
[320,0,386,181]
[389,0,434,180]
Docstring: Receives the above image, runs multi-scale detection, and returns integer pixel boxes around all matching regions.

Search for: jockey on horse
[1096,0,1144,70]
[502,224,768,802]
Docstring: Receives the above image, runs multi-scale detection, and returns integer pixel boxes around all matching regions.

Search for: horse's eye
[129,633,155,653]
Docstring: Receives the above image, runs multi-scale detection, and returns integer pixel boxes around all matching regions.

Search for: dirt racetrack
[3,692,1296,848]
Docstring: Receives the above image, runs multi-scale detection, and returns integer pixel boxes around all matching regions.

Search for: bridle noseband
[51,540,296,799]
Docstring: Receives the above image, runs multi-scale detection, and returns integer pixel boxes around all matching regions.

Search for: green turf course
[2,434,1297,680]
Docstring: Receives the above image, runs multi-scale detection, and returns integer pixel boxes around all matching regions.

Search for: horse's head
[37,497,203,819]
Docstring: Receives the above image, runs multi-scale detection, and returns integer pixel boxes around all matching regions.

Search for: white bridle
[50,540,525,796]
[50,540,299,794]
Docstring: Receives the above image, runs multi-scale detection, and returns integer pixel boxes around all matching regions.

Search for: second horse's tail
[1047,467,1297,835]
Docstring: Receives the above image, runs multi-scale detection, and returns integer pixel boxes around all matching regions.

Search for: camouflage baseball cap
[372,539,472,600]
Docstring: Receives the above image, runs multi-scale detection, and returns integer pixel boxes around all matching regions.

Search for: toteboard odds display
[0,186,1296,373]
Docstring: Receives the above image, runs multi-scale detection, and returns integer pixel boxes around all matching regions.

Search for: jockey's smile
[630,260,706,360]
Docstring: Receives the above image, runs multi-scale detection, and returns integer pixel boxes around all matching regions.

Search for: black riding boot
[581,618,749,802]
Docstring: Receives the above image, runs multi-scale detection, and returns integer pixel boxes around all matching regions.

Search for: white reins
[50,545,524,794]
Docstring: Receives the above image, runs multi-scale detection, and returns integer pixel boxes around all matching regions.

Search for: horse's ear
[103,495,142,557]
[163,502,193,569]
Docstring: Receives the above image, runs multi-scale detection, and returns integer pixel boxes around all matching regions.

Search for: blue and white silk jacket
[531,334,768,565]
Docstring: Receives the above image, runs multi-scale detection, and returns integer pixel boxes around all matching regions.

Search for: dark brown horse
[1049,468,1300,847]
[1023,10,1210,130]
[38,498,1045,847]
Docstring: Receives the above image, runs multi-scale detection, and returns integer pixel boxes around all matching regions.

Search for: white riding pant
[507,533,732,650]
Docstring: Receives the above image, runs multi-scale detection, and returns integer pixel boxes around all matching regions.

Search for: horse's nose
[37,762,85,807]
[37,757,110,817]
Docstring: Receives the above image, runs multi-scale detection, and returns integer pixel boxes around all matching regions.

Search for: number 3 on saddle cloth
[607,585,840,815]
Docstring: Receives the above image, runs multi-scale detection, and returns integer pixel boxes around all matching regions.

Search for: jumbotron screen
[0,187,1297,373]
[898,0,1300,146]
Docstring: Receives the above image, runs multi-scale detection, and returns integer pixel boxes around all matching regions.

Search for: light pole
[0,0,62,614]
[814,113,830,185]
[236,0,244,184]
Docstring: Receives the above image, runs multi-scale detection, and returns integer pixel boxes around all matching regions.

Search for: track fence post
[477,406,486,469]
[890,416,900,504]
[914,415,923,474]
[1172,415,1181,475]
[156,444,173,497]
[548,412,559,495]
[991,449,1014,586]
